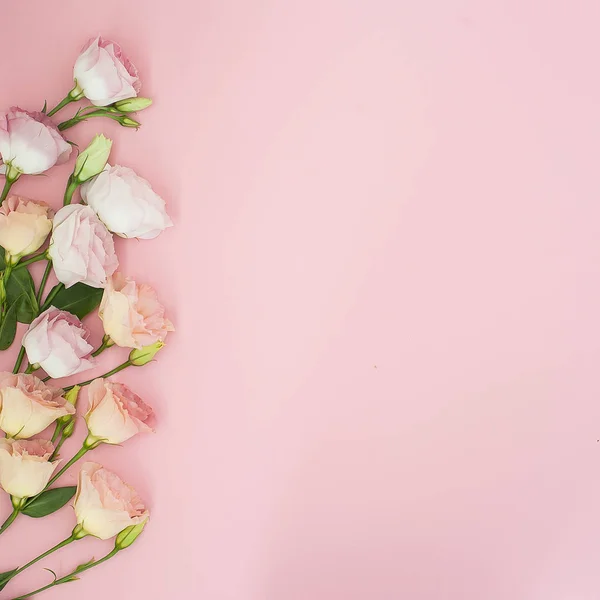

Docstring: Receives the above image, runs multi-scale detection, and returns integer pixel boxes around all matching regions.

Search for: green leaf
[21,486,77,518]
[51,283,103,319]
[6,266,38,323]
[74,559,95,573]
[0,569,17,591]
[0,296,20,350]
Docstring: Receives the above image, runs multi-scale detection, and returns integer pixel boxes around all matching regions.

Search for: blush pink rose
[22,307,95,379]
[73,37,141,107]
[0,438,58,499]
[0,107,72,175]
[74,462,149,540]
[0,372,75,439]
[85,379,153,445]
[0,196,53,262]
[99,273,174,348]
[48,204,118,288]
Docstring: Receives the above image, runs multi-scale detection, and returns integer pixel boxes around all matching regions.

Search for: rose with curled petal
[73,36,141,107]
[74,462,149,540]
[99,273,174,348]
[85,379,154,445]
[0,372,75,439]
[0,196,53,262]
[0,438,59,499]
[81,165,173,240]
[48,204,118,289]
[22,307,95,379]
[0,107,72,175]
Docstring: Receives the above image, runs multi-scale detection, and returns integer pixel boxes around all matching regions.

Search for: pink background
[1,0,600,598]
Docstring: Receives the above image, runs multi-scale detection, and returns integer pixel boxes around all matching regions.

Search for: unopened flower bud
[115,519,148,550]
[73,135,112,183]
[119,116,141,128]
[129,341,164,366]
[113,98,152,113]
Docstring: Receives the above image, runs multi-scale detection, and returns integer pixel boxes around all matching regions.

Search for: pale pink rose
[99,273,174,348]
[73,37,141,107]
[85,379,153,445]
[0,107,72,175]
[48,204,118,288]
[81,165,172,239]
[0,438,58,499]
[0,372,75,439]
[22,307,95,379]
[74,462,149,540]
[0,196,53,261]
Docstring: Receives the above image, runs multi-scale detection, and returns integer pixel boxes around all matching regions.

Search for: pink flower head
[74,37,141,107]
[0,107,72,175]
[0,438,59,499]
[86,379,154,445]
[74,462,149,539]
[99,273,174,349]
[48,204,118,289]
[22,307,95,379]
[0,372,74,438]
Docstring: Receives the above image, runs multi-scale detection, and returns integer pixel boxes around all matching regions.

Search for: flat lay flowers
[0,36,172,598]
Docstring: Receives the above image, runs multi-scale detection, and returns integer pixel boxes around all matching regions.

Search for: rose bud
[0,196,53,263]
[80,165,172,240]
[73,134,113,184]
[85,379,153,445]
[22,307,95,379]
[0,372,75,439]
[99,274,173,348]
[73,37,141,107]
[0,107,72,176]
[48,204,118,288]
[0,439,59,499]
[74,462,149,540]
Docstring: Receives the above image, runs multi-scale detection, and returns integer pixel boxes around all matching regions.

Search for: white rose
[80,165,172,240]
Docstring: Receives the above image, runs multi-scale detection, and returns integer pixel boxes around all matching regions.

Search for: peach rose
[0,438,58,499]
[85,379,153,445]
[73,37,140,107]
[0,107,72,175]
[99,273,174,348]
[0,372,75,439]
[22,307,95,379]
[48,204,118,289]
[0,196,53,262]
[74,462,149,540]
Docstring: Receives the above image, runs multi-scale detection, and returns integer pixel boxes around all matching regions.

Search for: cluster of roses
[0,37,173,599]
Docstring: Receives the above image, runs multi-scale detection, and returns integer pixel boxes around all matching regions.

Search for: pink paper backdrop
[1,0,600,598]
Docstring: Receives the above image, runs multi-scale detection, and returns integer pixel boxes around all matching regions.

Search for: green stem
[64,360,133,392]
[13,252,47,270]
[91,335,114,357]
[12,346,26,373]
[11,548,119,600]
[0,263,14,322]
[63,176,79,205]
[58,110,128,131]
[51,422,63,444]
[46,84,84,117]
[36,260,53,306]
[0,176,15,203]
[43,445,89,489]
[52,433,68,459]
[0,506,20,537]
[11,535,76,578]
[40,282,64,312]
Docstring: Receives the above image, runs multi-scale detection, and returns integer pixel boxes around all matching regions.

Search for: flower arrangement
[0,36,173,598]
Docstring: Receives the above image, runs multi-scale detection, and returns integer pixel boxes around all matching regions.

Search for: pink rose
[22,307,95,379]
[85,379,153,445]
[48,204,118,288]
[0,372,75,438]
[99,273,174,348]
[81,165,173,239]
[74,462,149,540]
[0,196,53,262]
[73,37,141,107]
[0,438,58,499]
[0,107,72,175]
